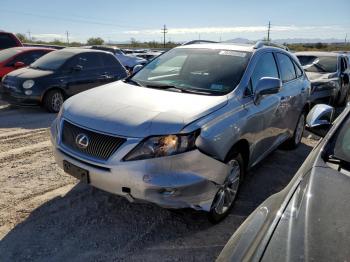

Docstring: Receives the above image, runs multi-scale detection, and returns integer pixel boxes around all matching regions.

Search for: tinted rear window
[30,50,75,70]
[0,34,18,49]
[0,48,21,62]
[297,55,338,73]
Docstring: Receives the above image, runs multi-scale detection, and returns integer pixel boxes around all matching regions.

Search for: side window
[293,60,303,77]
[250,52,279,92]
[101,53,127,76]
[67,53,103,70]
[276,53,297,82]
[11,53,33,65]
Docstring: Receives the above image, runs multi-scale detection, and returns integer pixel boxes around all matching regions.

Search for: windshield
[30,50,75,70]
[330,114,350,163]
[0,48,21,62]
[297,55,337,73]
[131,48,251,95]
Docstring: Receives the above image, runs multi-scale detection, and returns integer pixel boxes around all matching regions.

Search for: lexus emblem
[75,133,89,149]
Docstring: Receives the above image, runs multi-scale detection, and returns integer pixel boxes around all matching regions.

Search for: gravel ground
[0,102,319,262]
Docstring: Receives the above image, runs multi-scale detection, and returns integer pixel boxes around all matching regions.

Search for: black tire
[339,89,349,107]
[208,153,244,224]
[282,112,305,150]
[43,89,64,113]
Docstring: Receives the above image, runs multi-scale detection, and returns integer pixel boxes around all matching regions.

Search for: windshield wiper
[123,78,143,86]
[325,154,350,171]
[144,83,219,95]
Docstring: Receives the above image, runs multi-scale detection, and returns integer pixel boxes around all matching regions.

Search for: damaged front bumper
[51,121,230,212]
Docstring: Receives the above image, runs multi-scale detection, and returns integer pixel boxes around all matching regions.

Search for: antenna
[161,24,168,48]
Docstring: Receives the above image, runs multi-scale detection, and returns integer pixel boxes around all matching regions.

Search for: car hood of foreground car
[62,81,228,138]
[305,71,336,82]
[218,154,350,261]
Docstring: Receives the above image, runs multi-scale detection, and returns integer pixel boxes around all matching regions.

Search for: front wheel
[43,90,64,113]
[208,153,244,223]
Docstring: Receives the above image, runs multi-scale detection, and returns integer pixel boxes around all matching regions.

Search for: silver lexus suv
[51,41,311,222]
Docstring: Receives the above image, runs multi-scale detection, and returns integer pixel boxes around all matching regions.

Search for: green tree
[16,33,28,43]
[87,37,104,45]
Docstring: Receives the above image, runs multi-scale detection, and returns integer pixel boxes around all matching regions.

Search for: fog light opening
[161,188,177,196]
[24,90,33,95]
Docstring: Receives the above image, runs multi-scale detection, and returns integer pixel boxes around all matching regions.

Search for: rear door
[62,52,104,95]
[275,52,303,136]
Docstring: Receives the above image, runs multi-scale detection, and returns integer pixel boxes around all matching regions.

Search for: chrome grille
[61,120,126,160]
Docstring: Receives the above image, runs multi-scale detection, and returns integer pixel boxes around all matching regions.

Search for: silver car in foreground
[51,41,310,222]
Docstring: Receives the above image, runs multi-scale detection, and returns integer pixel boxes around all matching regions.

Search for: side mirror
[306,104,334,137]
[14,61,25,69]
[254,77,281,104]
[132,64,143,74]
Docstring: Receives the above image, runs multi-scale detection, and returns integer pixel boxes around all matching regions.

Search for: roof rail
[254,41,289,51]
[182,40,218,46]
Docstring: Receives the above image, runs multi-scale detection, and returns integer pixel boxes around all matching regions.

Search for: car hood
[63,81,228,138]
[305,71,335,82]
[261,163,350,261]
[6,67,53,79]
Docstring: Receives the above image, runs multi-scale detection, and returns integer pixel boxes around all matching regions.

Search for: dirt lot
[0,101,319,262]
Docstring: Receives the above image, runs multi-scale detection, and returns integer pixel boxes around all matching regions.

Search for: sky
[1,0,350,43]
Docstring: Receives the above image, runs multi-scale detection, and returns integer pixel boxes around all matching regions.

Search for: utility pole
[66,31,69,45]
[27,30,31,41]
[345,34,348,44]
[267,21,271,42]
[161,24,168,48]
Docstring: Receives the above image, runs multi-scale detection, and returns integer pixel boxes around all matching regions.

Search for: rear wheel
[43,90,64,113]
[282,112,305,149]
[208,153,244,223]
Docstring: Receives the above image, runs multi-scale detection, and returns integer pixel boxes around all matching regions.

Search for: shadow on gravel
[0,141,314,262]
[0,104,56,129]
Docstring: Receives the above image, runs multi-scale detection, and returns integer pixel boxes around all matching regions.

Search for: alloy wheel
[51,92,63,112]
[212,159,240,215]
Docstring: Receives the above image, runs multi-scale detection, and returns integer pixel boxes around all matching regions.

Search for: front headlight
[123,130,200,161]
[22,80,35,89]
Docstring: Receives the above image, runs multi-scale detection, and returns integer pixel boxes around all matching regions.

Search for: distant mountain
[273,38,345,44]
[223,38,253,44]
[224,38,345,44]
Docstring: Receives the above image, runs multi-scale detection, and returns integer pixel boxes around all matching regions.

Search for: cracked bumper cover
[51,122,230,212]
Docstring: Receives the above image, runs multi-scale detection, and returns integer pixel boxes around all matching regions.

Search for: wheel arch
[225,139,250,170]
[40,87,67,104]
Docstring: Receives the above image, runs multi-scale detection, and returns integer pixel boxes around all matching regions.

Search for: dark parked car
[0,47,54,80]
[217,104,350,261]
[296,51,350,106]
[0,32,23,51]
[0,48,128,112]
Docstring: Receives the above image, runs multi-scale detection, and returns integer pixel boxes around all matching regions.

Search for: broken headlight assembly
[123,130,200,161]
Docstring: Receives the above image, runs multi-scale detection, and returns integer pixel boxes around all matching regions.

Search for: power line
[161,24,168,48]
[27,30,31,41]
[0,9,152,30]
[267,21,271,41]
[66,31,69,45]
